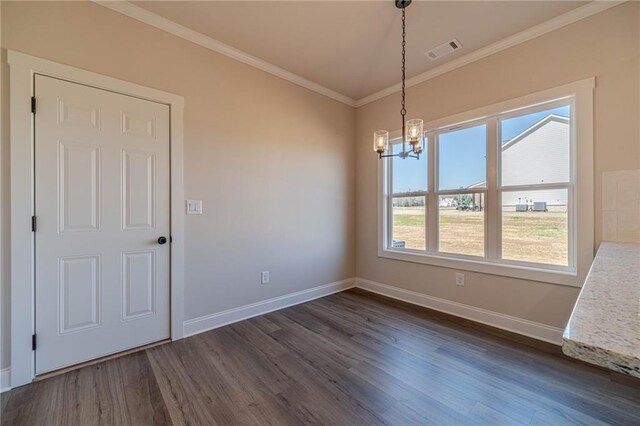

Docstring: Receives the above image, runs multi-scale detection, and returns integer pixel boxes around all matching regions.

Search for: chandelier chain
[375,1,421,160]
[401,6,406,130]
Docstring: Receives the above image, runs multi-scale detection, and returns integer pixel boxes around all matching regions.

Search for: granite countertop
[563,242,640,377]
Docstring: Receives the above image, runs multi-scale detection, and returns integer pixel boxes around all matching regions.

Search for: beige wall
[1,0,638,374]
[0,1,356,369]
[356,3,640,328]
[602,169,640,243]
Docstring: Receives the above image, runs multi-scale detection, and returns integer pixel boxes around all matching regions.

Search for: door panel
[58,99,100,129]
[122,150,156,230]
[122,112,156,139]
[122,250,156,320]
[35,75,170,374]
[58,140,101,233]
[58,255,101,334]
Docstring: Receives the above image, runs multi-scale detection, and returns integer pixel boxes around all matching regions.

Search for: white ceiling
[132,1,588,101]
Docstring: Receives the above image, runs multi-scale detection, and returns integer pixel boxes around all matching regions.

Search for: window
[437,124,487,257]
[378,79,596,286]
[499,105,571,266]
[501,188,568,265]
[389,142,427,250]
[392,196,425,250]
[438,193,485,257]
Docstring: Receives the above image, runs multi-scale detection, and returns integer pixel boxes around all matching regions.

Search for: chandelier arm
[379,153,420,159]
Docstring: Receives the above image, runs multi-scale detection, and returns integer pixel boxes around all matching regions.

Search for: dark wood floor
[2,288,640,425]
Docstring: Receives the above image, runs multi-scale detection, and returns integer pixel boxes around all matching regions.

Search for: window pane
[501,189,568,266]
[501,105,570,186]
[391,196,425,250]
[392,141,427,194]
[438,193,485,257]
[438,124,486,190]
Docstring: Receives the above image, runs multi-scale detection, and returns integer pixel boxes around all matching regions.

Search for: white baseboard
[183,276,563,345]
[183,278,355,337]
[1,367,11,393]
[356,277,564,345]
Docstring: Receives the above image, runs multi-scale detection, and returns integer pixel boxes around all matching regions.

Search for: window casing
[378,80,594,286]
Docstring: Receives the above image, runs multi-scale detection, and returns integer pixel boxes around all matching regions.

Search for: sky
[392,105,570,193]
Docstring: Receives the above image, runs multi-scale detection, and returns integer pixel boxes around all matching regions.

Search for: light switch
[186,200,203,215]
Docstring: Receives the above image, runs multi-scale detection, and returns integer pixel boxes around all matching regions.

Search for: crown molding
[93,1,623,110]
[354,0,625,107]
[92,1,357,107]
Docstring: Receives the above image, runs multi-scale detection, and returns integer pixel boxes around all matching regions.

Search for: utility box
[532,202,548,212]
[392,240,406,248]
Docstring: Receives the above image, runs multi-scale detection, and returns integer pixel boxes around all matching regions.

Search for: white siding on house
[501,115,569,205]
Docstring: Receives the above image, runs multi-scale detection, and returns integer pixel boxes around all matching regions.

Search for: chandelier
[374,0,423,160]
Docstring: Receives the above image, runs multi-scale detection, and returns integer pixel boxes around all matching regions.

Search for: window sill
[378,248,580,287]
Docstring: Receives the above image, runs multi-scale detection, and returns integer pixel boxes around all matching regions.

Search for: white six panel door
[35,75,170,374]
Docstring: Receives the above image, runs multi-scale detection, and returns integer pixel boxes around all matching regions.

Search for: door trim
[8,50,185,388]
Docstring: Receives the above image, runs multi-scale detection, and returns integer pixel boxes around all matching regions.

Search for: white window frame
[378,78,595,287]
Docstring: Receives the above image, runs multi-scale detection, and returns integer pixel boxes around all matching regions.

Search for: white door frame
[8,50,185,388]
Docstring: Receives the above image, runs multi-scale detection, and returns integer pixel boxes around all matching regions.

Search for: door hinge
[170,236,173,243]
[32,216,37,232]
[32,334,37,351]
[31,97,36,114]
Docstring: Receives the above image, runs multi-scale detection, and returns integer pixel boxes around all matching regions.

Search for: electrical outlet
[261,271,270,285]
[455,272,465,286]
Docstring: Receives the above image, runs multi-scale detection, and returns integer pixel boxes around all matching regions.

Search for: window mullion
[387,157,393,249]
[391,191,428,198]
[428,131,438,252]
[486,118,499,259]
[500,182,571,192]
[423,134,429,252]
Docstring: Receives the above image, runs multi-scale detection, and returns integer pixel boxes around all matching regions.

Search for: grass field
[392,207,568,265]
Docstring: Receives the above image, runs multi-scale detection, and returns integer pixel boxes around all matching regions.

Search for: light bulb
[406,119,423,145]
[373,130,389,154]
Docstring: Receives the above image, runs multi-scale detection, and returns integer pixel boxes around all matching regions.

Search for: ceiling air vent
[425,39,462,61]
